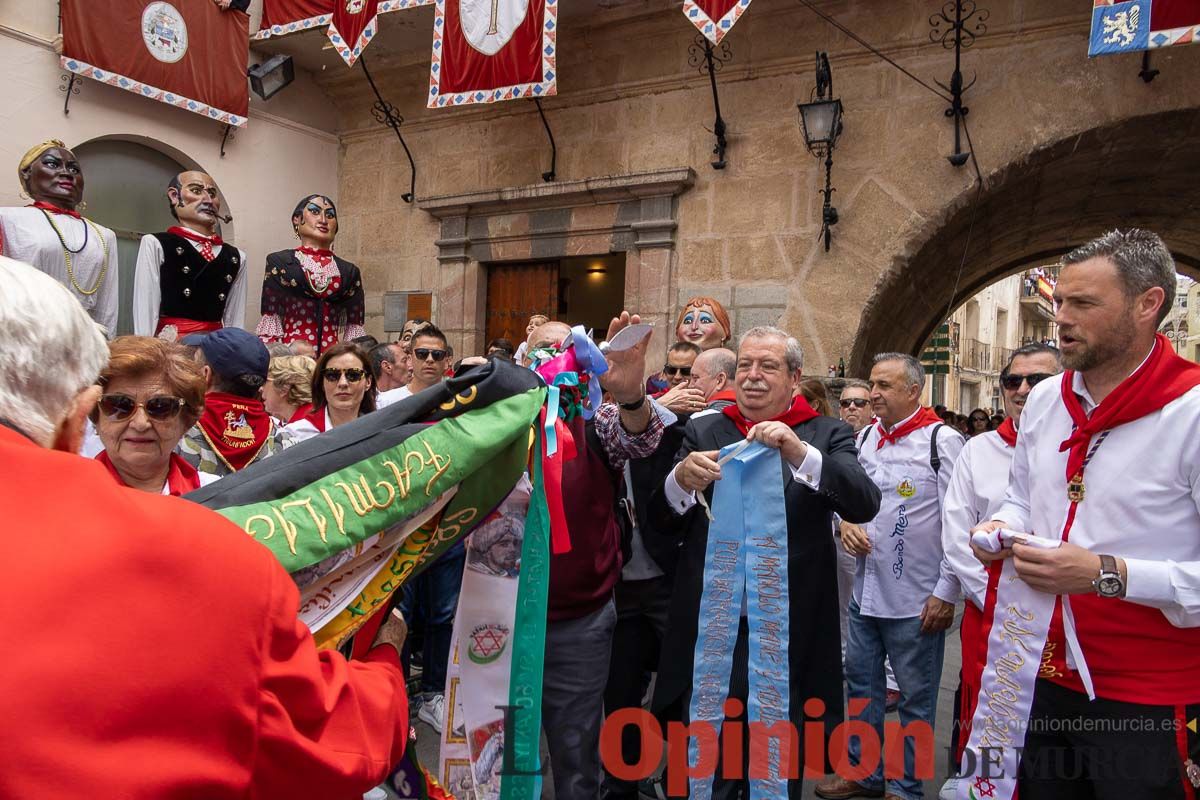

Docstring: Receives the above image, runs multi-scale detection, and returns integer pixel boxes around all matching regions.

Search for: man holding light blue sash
[652,326,881,799]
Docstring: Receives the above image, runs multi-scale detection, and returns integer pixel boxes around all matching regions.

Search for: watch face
[1098,576,1123,597]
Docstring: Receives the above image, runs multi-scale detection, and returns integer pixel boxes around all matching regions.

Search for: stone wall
[322,0,1200,367]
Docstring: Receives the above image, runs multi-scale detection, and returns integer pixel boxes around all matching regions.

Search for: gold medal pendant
[1067,474,1085,504]
[1185,758,1200,789]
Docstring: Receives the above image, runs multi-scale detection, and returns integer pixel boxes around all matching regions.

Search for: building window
[383,291,433,333]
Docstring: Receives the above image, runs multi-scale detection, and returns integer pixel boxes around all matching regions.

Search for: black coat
[649,411,881,742]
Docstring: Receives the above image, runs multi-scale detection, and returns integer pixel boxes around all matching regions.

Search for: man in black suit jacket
[650,326,881,799]
[213,0,250,12]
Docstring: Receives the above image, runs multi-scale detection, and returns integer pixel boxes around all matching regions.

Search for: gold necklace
[40,210,109,296]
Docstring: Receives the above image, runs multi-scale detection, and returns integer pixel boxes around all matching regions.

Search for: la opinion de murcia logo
[141,2,188,64]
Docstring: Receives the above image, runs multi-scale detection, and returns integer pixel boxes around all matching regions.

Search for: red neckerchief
[875,406,943,449]
[708,389,738,405]
[168,225,222,247]
[722,394,819,437]
[1058,333,1200,484]
[996,416,1017,448]
[196,392,273,472]
[95,450,200,496]
[29,200,81,219]
[302,406,328,432]
[288,403,314,424]
[296,245,334,265]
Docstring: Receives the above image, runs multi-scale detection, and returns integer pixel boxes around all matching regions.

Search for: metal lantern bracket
[61,73,81,116]
[929,0,989,167]
[534,98,557,182]
[1139,51,1160,83]
[220,124,236,158]
[798,51,843,252]
[687,33,733,170]
[360,54,416,204]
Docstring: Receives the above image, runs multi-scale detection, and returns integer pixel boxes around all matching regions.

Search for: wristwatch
[1093,554,1124,598]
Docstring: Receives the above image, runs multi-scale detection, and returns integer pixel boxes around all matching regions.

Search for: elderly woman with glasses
[282,341,375,445]
[262,354,316,424]
[92,336,213,494]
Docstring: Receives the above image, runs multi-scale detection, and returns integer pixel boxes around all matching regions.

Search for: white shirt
[993,371,1200,628]
[376,386,413,409]
[854,408,964,618]
[133,231,247,336]
[0,206,119,337]
[939,429,1014,609]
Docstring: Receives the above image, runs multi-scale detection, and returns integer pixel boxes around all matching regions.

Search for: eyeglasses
[970,415,990,423]
[839,398,870,409]
[414,348,448,362]
[663,364,692,377]
[1000,373,1053,391]
[98,393,186,422]
[322,367,366,383]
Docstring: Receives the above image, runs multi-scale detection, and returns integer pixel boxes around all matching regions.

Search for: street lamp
[249,54,295,101]
[797,52,844,252]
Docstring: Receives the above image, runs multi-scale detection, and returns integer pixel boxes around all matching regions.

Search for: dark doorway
[484,254,626,347]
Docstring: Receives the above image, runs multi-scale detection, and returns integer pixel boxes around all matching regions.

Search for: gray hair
[0,256,108,446]
[696,347,737,381]
[1001,342,1062,378]
[841,378,871,392]
[266,342,295,358]
[873,352,925,390]
[1061,229,1176,325]
[738,326,804,373]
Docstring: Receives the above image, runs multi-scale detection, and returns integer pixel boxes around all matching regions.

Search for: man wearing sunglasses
[179,328,282,478]
[0,256,410,797]
[406,326,450,396]
[935,342,1061,800]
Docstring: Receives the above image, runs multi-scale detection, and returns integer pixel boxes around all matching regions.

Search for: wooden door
[485,261,558,347]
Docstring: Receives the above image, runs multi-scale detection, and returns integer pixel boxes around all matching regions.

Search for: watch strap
[1099,554,1117,575]
[618,395,646,411]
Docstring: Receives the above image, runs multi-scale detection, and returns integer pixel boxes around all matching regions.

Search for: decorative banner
[329,0,381,66]
[428,0,557,108]
[255,0,433,41]
[61,0,249,126]
[1089,0,1200,56]
[189,358,544,649]
[682,0,754,44]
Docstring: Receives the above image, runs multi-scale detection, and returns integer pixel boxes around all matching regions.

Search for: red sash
[1044,334,1200,703]
[155,317,222,338]
[874,406,942,449]
[196,393,273,472]
[721,394,818,437]
[167,225,222,247]
[707,389,737,405]
[95,451,200,496]
[995,416,1017,448]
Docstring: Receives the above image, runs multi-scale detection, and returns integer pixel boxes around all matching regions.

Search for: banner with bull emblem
[682,0,754,44]
[1089,0,1200,56]
[255,0,433,40]
[428,0,558,107]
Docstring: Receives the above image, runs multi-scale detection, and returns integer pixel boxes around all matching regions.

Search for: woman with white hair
[0,255,411,797]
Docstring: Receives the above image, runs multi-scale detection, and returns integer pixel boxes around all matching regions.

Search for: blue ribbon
[688,441,790,800]
[544,384,561,457]
[566,325,608,420]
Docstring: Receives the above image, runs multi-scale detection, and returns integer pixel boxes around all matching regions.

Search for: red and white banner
[428,0,557,108]
[328,0,380,65]
[255,0,432,41]
[683,0,754,44]
[61,0,249,127]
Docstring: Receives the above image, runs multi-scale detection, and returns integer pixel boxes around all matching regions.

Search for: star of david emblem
[468,623,509,664]
[973,776,997,798]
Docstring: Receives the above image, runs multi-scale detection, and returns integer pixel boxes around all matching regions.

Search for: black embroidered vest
[153,232,241,321]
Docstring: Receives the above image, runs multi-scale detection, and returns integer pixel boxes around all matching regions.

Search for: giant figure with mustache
[0,139,119,337]
[254,194,365,356]
[133,171,247,339]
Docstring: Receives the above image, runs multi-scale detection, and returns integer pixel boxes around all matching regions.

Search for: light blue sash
[688,441,791,799]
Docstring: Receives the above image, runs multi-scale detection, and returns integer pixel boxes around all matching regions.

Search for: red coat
[0,426,408,799]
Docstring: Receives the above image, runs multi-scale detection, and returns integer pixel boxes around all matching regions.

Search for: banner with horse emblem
[1089,0,1200,56]
[682,0,754,44]
[428,0,558,107]
[61,0,249,126]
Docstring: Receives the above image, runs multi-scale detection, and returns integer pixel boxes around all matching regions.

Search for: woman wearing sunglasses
[91,336,213,495]
[283,341,375,445]
[967,407,993,436]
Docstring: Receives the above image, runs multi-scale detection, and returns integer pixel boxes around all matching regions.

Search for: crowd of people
[2,226,1198,800]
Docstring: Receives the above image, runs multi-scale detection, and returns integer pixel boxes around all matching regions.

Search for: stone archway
[849,108,1200,375]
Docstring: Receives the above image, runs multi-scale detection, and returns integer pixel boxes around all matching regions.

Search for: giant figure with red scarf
[255,194,365,355]
[134,171,247,339]
[0,140,119,336]
[650,326,880,799]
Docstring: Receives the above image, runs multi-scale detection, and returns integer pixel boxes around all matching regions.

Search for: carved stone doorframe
[419,167,696,357]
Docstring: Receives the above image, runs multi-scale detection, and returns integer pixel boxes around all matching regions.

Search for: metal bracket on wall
[61,73,80,116]
[688,33,733,170]
[534,98,557,182]
[360,54,416,203]
[1139,51,1160,83]
[220,124,236,158]
[929,0,988,167]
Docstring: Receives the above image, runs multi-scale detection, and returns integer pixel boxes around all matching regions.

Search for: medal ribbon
[688,441,790,800]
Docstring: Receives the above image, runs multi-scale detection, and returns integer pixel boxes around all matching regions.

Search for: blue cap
[179,333,209,346]
[195,328,269,381]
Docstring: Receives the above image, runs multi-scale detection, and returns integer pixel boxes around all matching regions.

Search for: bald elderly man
[134,170,246,339]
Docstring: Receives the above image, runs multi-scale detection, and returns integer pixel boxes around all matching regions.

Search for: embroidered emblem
[1101,4,1140,47]
[222,411,255,446]
[1185,758,1200,789]
[141,3,188,64]
[346,0,366,12]
[467,623,510,664]
[970,776,997,798]
[896,477,916,498]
